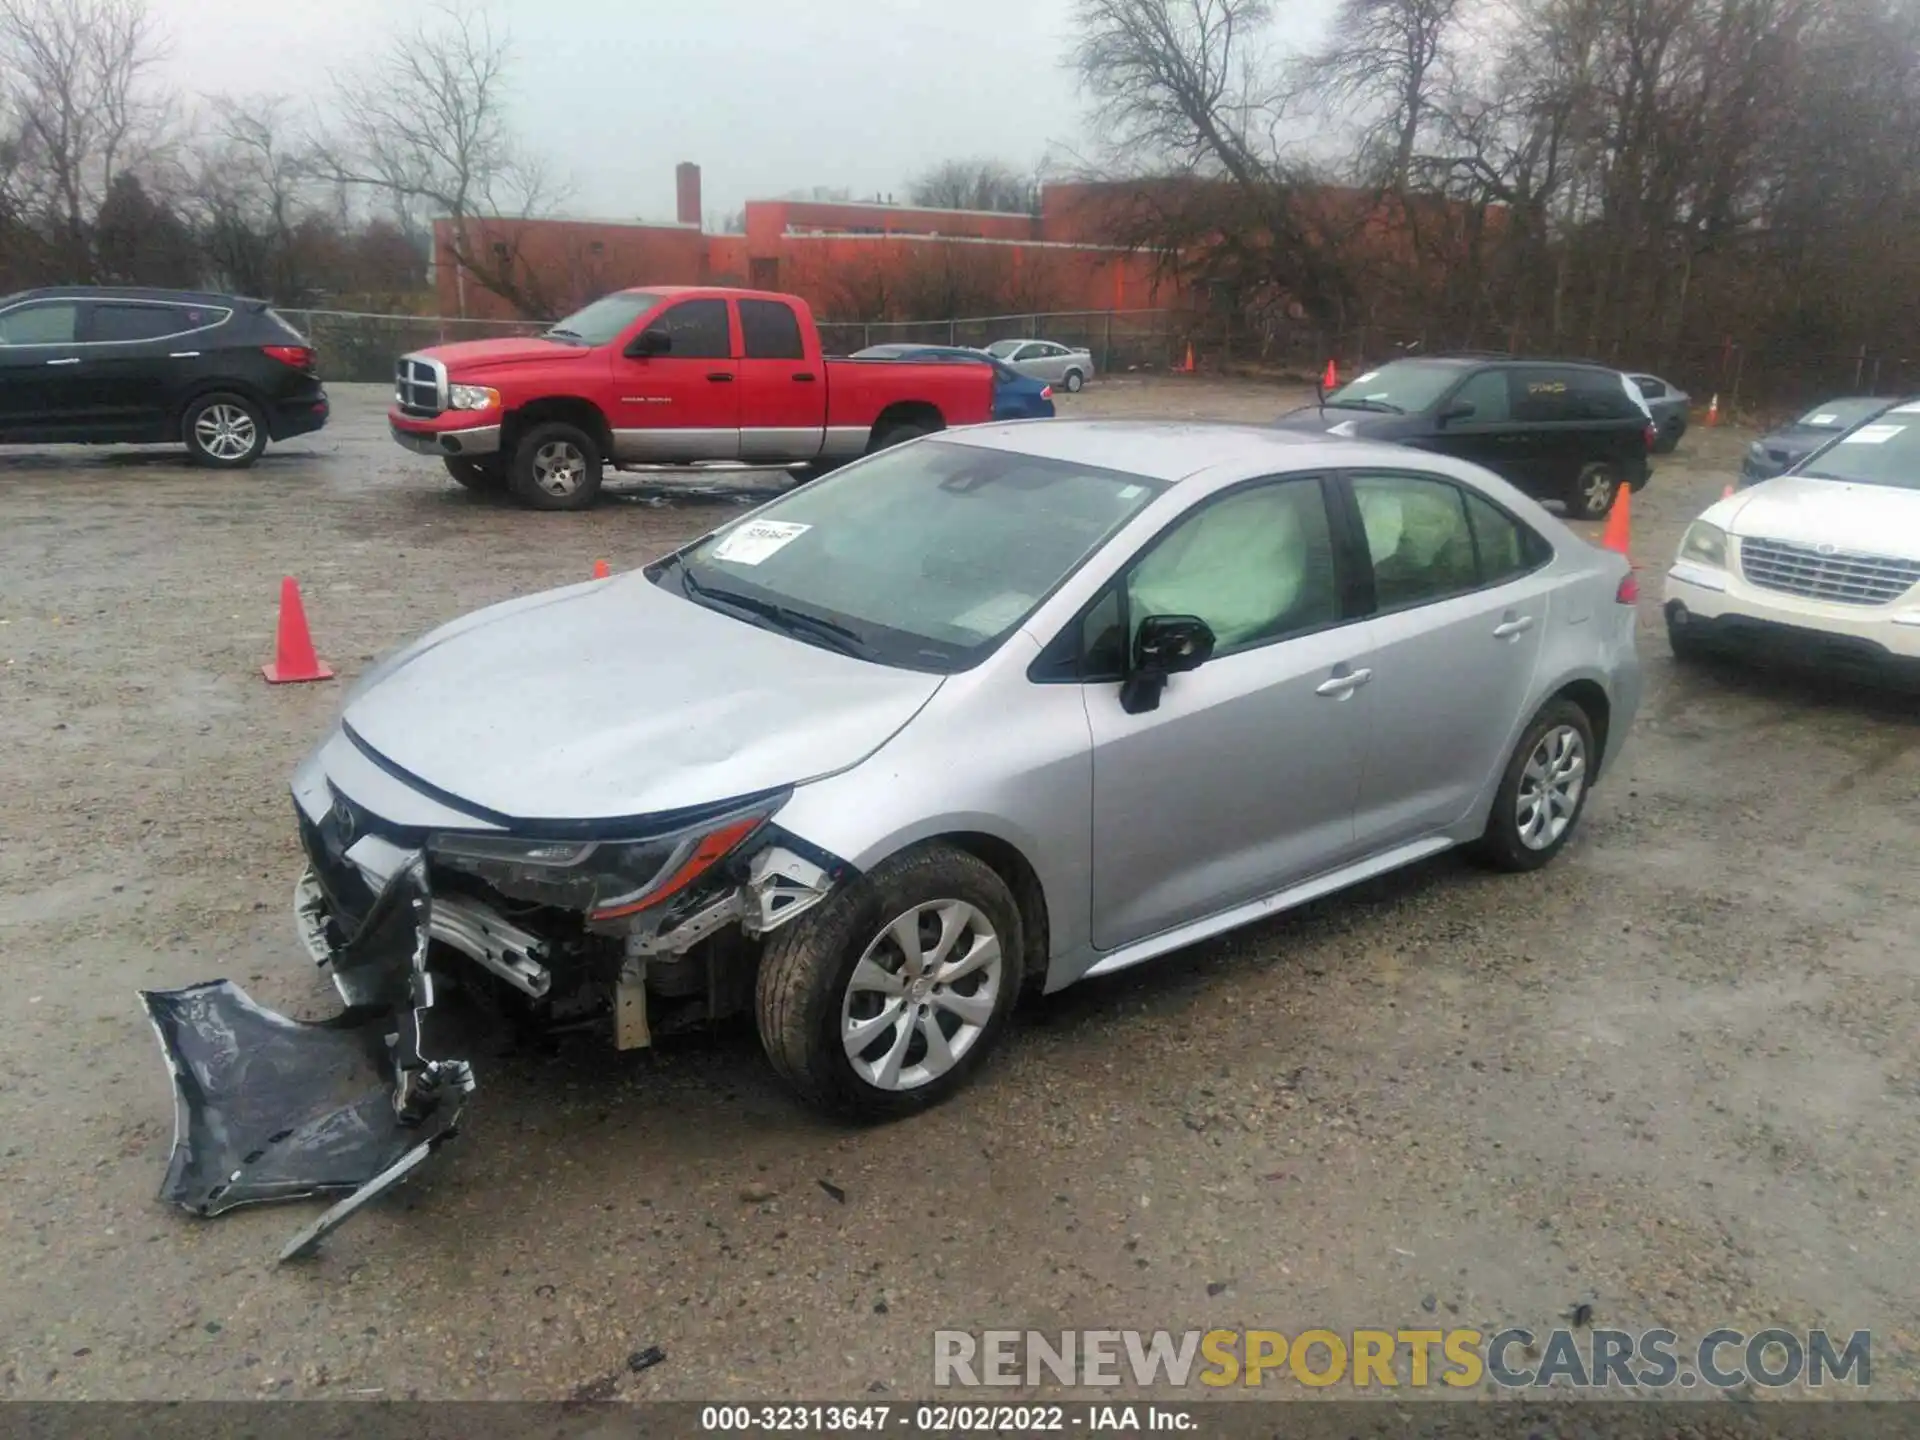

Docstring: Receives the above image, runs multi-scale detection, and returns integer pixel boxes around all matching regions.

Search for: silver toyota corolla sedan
[142,421,1640,1257]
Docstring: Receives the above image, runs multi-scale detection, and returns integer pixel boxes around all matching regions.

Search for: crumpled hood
[1724,473,1920,557]
[342,574,943,823]
[417,336,599,374]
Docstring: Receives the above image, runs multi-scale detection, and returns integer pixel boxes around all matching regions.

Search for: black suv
[0,287,329,467]
[1275,356,1654,518]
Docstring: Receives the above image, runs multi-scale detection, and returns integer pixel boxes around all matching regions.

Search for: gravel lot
[3,376,1917,1402]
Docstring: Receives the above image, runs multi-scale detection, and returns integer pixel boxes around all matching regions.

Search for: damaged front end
[140,859,474,1263]
[141,769,847,1263]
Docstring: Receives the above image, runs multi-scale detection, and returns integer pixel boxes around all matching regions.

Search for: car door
[608,296,739,462]
[1509,365,1584,498]
[0,299,88,439]
[1083,474,1374,950]
[735,296,826,463]
[1008,342,1051,383]
[1420,367,1532,481]
[78,299,203,440]
[1340,470,1554,851]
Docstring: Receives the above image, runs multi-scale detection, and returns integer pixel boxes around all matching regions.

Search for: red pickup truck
[388,286,996,509]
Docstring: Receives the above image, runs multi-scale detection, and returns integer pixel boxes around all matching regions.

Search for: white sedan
[1664,401,1920,681]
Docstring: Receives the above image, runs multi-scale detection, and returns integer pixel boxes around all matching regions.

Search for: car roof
[2,285,259,308]
[1396,353,1624,373]
[939,419,1414,483]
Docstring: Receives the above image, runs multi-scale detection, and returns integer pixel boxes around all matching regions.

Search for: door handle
[792,372,816,382]
[1493,615,1536,638]
[46,357,80,366]
[1315,666,1373,697]
[706,372,734,383]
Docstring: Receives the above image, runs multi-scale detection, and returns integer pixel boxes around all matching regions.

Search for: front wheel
[507,422,603,511]
[1566,462,1618,520]
[1471,699,1597,873]
[183,393,268,469]
[755,843,1023,1120]
[1062,369,1085,393]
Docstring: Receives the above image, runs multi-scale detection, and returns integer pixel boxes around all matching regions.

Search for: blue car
[851,344,1056,421]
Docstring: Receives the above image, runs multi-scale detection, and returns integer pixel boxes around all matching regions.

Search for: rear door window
[89,303,197,342]
[1351,473,1482,609]
[0,302,78,345]
[1511,368,1574,423]
[1463,489,1552,582]
[739,299,806,360]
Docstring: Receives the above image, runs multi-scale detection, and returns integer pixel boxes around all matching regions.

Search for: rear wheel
[183,393,268,469]
[1566,462,1619,520]
[1062,369,1085,393]
[755,842,1022,1120]
[1472,699,1596,872]
[867,420,934,454]
[444,456,506,494]
[507,422,603,511]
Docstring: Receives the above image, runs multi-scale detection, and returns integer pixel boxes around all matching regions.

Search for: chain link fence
[280,305,1920,422]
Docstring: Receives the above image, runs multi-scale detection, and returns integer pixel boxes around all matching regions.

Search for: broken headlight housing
[429,798,784,922]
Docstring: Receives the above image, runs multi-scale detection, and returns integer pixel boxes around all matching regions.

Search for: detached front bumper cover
[139,858,474,1263]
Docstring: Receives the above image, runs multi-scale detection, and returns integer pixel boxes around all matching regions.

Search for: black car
[1275,356,1655,518]
[1739,396,1895,487]
[0,286,329,467]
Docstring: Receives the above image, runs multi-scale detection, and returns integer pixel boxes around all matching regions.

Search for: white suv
[1665,401,1920,680]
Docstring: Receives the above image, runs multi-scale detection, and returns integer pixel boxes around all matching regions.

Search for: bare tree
[0,0,168,279]
[908,159,1039,213]
[1292,0,1461,190]
[310,3,560,317]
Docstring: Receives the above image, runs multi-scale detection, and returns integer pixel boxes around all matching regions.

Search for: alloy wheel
[195,404,257,461]
[840,900,1004,1091]
[532,440,586,497]
[1516,724,1587,850]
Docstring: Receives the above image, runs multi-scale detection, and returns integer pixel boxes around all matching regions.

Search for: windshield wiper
[1330,397,1404,414]
[679,568,873,659]
[543,326,586,343]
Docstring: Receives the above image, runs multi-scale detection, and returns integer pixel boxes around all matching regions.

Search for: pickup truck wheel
[868,421,932,454]
[1062,369,1085,393]
[508,422,603,510]
[755,842,1022,1121]
[443,456,506,494]
[183,393,268,469]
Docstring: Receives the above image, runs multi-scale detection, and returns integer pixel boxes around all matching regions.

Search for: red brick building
[432,163,1175,323]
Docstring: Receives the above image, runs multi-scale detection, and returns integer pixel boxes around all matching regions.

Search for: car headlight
[430,799,783,921]
[448,384,501,411]
[1678,521,1729,569]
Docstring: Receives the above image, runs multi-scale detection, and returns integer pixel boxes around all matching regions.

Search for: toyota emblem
[331,794,356,842]
[1815,543,1838,556]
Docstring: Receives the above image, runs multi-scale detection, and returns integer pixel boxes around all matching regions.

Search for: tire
[443,456,506,494]
[182,392,268,469]
[755,842,1023,1121]
[1654,422,1684,455]
[1471,698,1597,873]
[867,421,933,454]
[507,421,603,511]
[1566,462,1619,520]
[1667,618,1710,664]
[1062,369,1086,393]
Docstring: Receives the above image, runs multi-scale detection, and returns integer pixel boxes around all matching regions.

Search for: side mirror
[1439,401,1476,424]
[1120,614,1216,714]
[627,328,672,358]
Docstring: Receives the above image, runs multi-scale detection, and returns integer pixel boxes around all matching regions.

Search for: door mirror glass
[629,327,672,358]
[1121,614,1215,713]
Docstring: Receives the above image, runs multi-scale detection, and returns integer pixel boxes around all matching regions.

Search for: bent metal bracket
[139,859,474,1263]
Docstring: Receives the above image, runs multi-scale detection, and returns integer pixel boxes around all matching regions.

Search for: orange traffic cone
[1722,482,1735,499]
[1323,358,1338,390]
[262,577,333,684]
[1180,342,1195,374]
[593,559,610,579]
[1706,394,1720,427]
[1600,483,1633,556]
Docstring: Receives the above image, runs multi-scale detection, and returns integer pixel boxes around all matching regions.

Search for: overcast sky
[148,0,1336,222]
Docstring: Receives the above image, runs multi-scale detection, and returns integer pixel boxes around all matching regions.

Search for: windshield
[1800,406,1920,489]
[544,291,663,345]
[654,439,1167,672]
[984,340,1023,359]
[1794,398,1887,430]
[1324,361,1464,414]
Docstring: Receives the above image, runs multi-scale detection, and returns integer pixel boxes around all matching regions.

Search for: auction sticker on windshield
[713,520,811,565]
[1841,425,1905,445]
